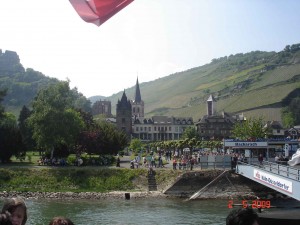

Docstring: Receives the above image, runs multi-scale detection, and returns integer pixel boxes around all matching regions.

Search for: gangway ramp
[236,162,300,201]
[187,170,228,201]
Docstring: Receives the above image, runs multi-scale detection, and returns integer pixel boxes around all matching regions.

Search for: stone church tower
[131,77,144,118]
[116,90,132,138]
[207,94,216,116]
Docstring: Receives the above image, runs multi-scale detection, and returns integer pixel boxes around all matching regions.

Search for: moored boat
[258,209,300,225]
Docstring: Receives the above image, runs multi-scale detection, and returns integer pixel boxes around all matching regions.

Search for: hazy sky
[1,0,300,97]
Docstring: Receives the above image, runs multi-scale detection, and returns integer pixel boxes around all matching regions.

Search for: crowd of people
[127,149,245,171]
[37,154,115,167]
[172,156,196,170]
[128,152,198,171]
[37,157,68,167]
[0,197,74,225]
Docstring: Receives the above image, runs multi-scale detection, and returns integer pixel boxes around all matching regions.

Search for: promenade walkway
[117,155,232,170]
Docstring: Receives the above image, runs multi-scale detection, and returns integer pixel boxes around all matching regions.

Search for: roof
[264,121,283,129]
[134,77,142,103]
[207,94,216,102]
[133,116,193,125]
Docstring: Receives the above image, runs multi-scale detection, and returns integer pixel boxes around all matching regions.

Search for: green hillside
[2,43,300,124]
[101,44,300,123]
[0,49,91,116]
[0,50,60,115]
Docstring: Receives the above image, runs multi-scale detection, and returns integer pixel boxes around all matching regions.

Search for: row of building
[92,78,294,142]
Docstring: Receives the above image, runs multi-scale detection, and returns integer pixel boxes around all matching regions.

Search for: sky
[0,0,300,98]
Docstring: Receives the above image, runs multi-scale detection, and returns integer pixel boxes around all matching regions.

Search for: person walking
[258,154,263,165]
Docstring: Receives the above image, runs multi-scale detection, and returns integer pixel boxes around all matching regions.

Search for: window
[149,127,151,131]
[122,118,125,123]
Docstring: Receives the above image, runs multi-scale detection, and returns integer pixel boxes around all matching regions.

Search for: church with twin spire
[116,78,194,141]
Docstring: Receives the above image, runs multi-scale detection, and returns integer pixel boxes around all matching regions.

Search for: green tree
[28,81,85,156]
[129,138,143,154]
[0,112,25,162]
[206,140,215,151]
[182,126,199,140]
[281,97,300,128]
[290,43,300,53]
[188,138,198,149]
[71,87,92,113]
[155,141,166,152]
[77,123,128,156]
[281,108,295,128]
[0,89,6,118]
[76,109,95,130]
[0,90,25,162]
[284,45,291,52]
[232,117,266,140]
[18,105,36,151]
[288,97,300,124]
[97,121,128,154]
[175,139,189,155]
[196,140,203,149]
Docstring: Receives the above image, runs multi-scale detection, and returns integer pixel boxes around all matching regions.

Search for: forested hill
[0,50,60,115]
[99,43,300,124]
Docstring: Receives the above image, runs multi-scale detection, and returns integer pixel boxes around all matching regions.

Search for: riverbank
[0,190,171,200]
[0,166,182,194]
[0,166,287,201]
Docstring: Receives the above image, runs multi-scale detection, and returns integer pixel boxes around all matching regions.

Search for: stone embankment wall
[0,191,167,200]
[163,170,284,199]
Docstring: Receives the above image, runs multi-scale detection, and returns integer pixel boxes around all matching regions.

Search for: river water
[1,198,232,225]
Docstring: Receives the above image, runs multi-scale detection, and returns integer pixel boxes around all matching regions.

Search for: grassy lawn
[0,167,148,192]
[8,151,41,166]
[0,166,182,193]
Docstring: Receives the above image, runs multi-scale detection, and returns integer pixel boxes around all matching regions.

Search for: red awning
[69,0,134,26]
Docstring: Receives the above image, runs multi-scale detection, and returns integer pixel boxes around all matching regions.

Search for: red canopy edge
[69,0,134,26]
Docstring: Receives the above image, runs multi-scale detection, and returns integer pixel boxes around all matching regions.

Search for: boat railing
[238,161,300,181]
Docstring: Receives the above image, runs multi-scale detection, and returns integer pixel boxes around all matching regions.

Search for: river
[1,198,232,225]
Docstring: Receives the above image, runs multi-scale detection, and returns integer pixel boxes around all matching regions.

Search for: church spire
[134,77,142,103]
[121,89,127,102]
